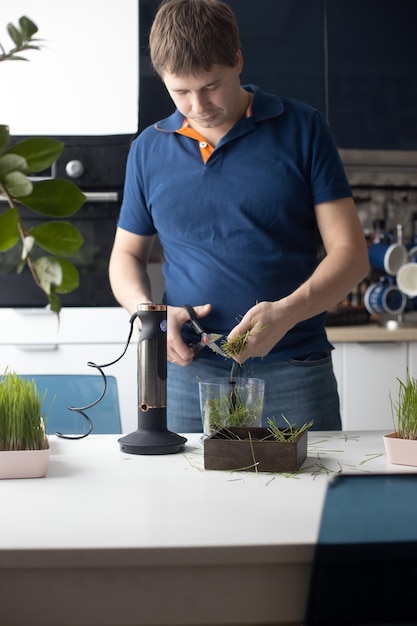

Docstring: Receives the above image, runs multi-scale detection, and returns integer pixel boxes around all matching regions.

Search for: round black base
[118,429,187,455]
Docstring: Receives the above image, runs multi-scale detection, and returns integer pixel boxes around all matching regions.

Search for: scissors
[182,304,227,358]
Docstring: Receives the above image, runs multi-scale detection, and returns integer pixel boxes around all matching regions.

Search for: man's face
[162,52,244,135]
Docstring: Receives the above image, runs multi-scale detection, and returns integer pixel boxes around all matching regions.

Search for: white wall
[1,0,139,135]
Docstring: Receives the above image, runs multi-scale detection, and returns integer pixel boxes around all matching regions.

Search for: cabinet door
[406,343,417,381]
[233,0,325,112]
[342,342,407,430]
[327,0,417,150]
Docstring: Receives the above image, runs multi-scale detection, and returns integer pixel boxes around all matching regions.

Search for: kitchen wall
[326,0,417,151]
[2,0,139,136]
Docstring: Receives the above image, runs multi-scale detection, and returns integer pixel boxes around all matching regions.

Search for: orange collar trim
[174,94,253,164]
[176,122,214,164]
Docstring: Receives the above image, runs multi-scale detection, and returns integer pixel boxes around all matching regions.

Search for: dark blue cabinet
[231,0,325,113]
[327,0,417,150]
[138,0,417,150]
[138,0,325,131]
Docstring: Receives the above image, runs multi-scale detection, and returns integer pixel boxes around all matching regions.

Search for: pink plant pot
[383,432,417,467]
[0,447,50,479]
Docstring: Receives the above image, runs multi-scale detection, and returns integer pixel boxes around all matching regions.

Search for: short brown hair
[149,0,241,76]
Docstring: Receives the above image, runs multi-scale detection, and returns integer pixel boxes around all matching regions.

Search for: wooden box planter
[204,426,308,472]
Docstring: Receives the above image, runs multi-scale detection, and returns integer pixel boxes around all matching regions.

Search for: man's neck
[186,89,252,147]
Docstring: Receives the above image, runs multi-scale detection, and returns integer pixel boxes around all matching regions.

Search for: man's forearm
[281,245,369,326]
[109,251,153,315]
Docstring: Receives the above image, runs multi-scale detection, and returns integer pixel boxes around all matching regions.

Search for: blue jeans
[167,352,341,433]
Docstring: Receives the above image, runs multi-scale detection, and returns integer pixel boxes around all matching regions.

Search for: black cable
[56,312,139,440]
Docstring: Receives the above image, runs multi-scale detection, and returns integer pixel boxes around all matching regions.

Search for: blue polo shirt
[118,85,353,360]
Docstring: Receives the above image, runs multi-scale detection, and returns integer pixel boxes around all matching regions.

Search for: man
[109,0,369,432]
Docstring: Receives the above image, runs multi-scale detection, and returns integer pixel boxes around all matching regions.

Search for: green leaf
[1,171,33,198]
[7,55,30,62]
[18,179,86,216]
[0,126,10,153]
[7,23,23,47]
[0,207,19,251]
[55,259,80,293]
[6,138,64,173]
[0,153,28,177]
[19,16,38,39]
[32,256,63,294]
[23,44,42,50]
[47,290,62,315]
[31,221,84,256]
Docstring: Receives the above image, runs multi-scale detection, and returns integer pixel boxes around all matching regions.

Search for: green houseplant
[385,370,417,467]
[0,369,50,479]
[0,16,85,314]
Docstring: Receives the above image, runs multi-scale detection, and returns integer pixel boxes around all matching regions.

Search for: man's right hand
[167,303,212,366]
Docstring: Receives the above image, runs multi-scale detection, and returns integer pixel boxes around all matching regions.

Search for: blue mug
[368,242,407,276]
[364,280,407,316]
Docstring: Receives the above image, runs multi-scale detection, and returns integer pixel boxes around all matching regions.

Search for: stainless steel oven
[0,135,132,307]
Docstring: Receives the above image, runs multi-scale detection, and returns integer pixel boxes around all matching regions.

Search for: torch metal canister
[118,303,187,455]
[137,302,167,412]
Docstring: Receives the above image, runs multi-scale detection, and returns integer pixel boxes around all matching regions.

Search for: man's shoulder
[132,109,181,147]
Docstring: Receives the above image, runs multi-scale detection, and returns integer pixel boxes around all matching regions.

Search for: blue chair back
[306,473,417,624]
[20,374,122,435]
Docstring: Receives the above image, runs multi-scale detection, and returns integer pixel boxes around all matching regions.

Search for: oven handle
[82,191,119,202]
[1,191,119,204]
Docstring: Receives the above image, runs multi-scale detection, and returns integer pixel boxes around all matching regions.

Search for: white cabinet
[0,308,139,434]
[406,343,417,380]
[333,342,407,430]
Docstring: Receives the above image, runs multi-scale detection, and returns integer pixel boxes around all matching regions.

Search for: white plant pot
[383,432,417,467]
[0,447,50,479]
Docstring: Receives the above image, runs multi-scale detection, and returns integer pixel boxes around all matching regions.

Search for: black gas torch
[118,303,187,455]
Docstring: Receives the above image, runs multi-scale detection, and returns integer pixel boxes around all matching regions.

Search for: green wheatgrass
[221,324,267,359]
[266,416,314,442]
[0,370,48,451]
[221,331,251,358]
[215,416,314,443]
[205,387,263,432]
[389,370,417,440]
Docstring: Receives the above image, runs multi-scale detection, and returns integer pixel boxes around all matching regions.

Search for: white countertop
[327,321,417,343]
[0,431,415,626]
